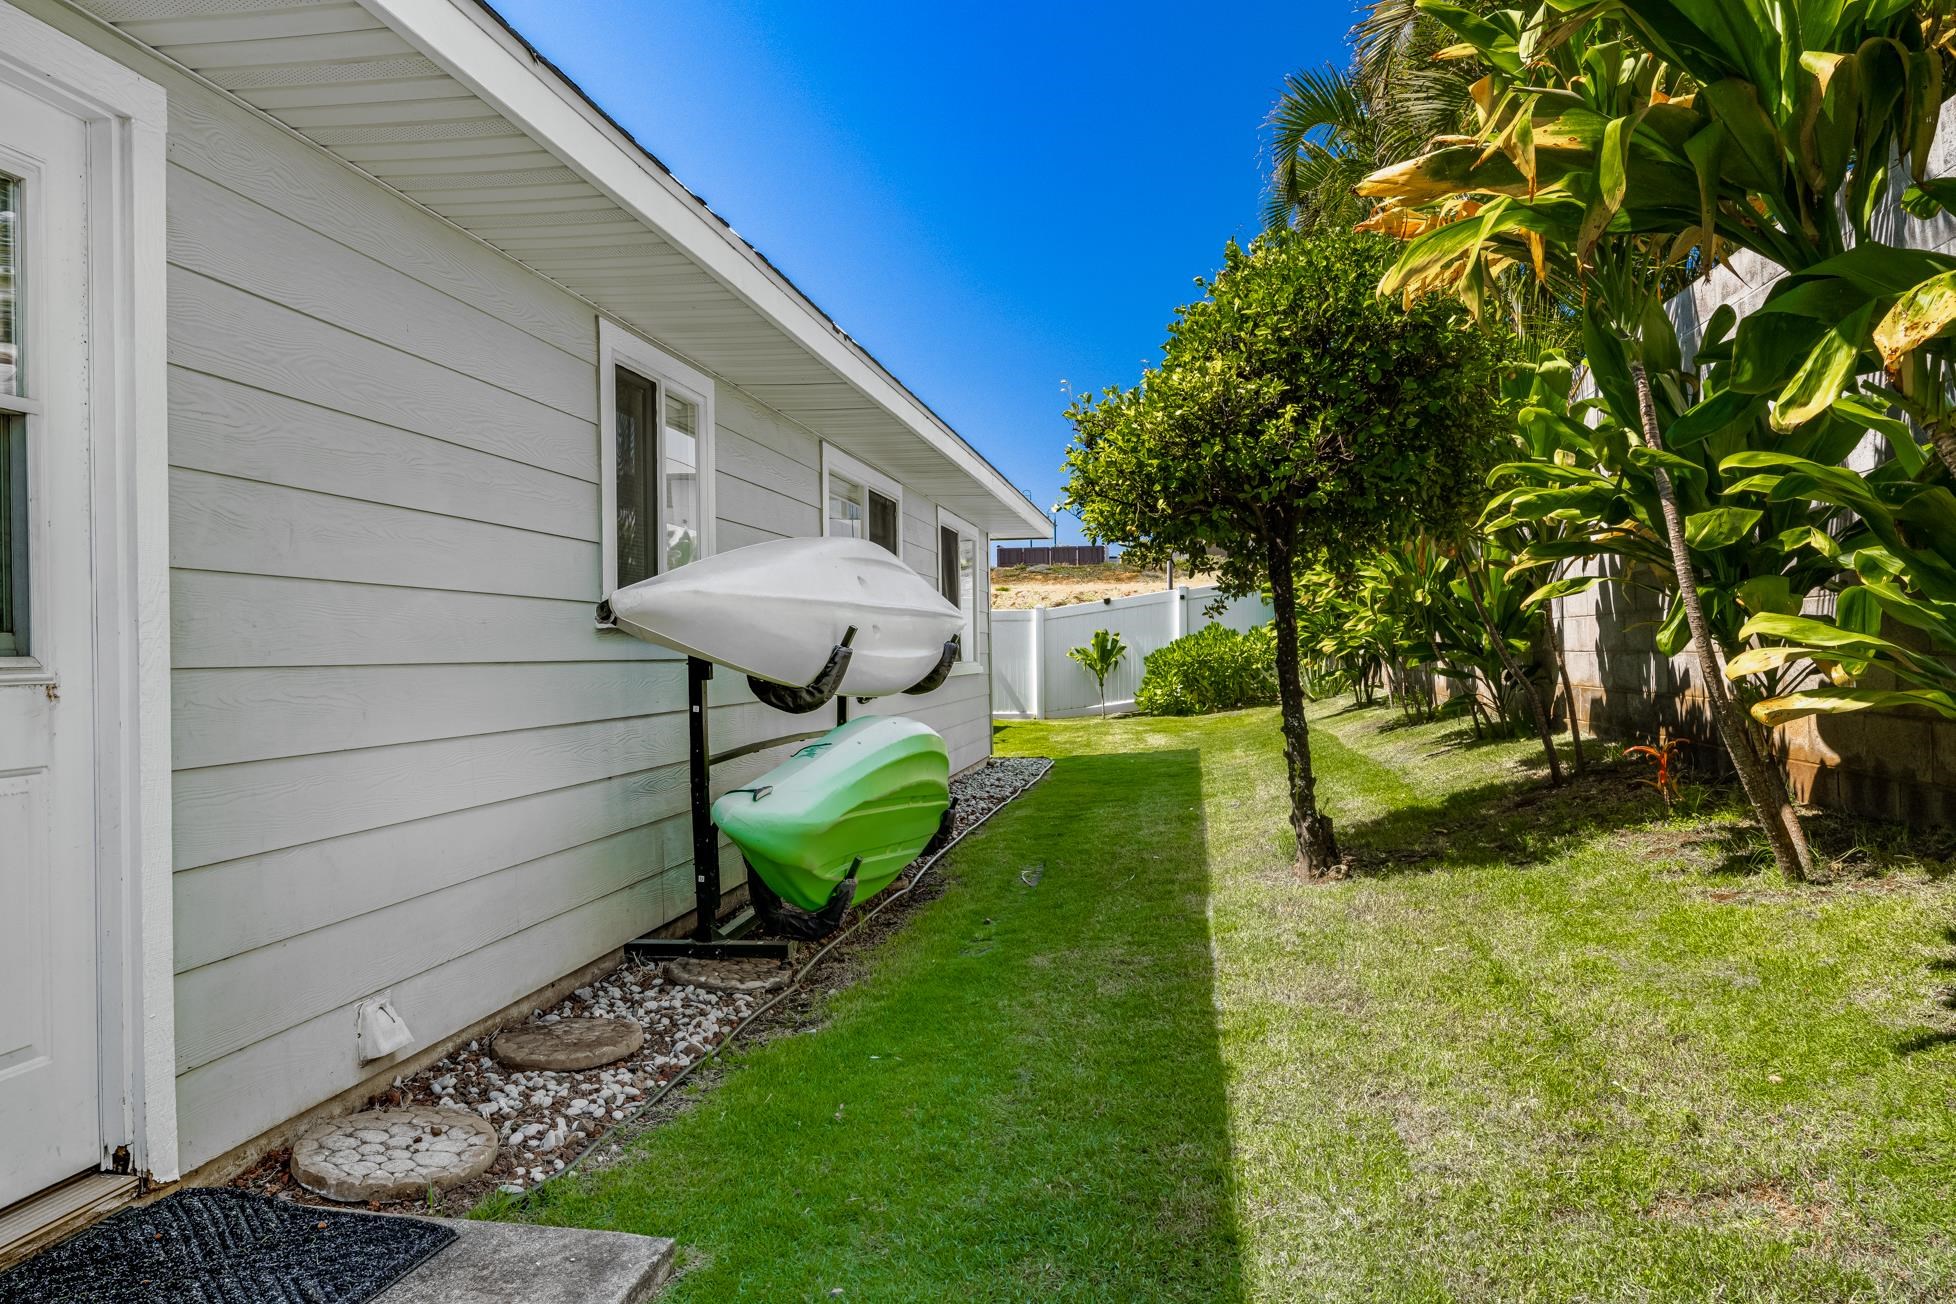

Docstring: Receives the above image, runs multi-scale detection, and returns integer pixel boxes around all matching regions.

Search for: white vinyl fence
[991,585,1273,719]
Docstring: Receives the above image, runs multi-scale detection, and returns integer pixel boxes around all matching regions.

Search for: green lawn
[506,704,1956,1301]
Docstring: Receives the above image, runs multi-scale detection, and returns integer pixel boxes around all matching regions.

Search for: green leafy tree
[1062,229,1510,876]
[1067,628,1128,718]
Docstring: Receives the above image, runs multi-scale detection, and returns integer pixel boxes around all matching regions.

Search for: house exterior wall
[18,0,995,1173]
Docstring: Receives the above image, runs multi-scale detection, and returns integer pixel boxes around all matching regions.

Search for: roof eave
[359,0,1051,539]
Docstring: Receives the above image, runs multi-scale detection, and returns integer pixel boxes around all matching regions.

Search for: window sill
[0,657,55,687]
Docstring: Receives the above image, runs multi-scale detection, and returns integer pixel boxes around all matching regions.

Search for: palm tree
[1264,65,1379,233]
[1068,629,1128,719]
[1265,0,1489,233]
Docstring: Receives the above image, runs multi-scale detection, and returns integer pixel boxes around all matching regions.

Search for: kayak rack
[626,657,806,962]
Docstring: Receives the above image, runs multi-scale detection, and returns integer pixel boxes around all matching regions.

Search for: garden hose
[511,757,1055,1208]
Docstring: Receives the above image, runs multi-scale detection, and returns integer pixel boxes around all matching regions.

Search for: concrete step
[375,1216,674,1304]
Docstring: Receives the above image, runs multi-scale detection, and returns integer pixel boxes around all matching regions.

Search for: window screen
[664,391,701,570]
[1,176,22,656]
[828,471,866,541]
[615,367,657,590]
[868,489,899,554]
[939,525,960,604]
[0,420,20,658]
[0,173,16,399]
[829,468,900,556]
[958,535,977,659]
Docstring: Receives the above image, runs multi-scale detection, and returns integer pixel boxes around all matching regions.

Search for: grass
[497,703,1956,1301]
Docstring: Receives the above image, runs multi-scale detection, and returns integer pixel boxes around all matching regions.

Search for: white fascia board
[359,0,1051,539]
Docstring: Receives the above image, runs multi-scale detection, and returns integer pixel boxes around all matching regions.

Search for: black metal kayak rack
[625,657,812,962]
[612,615,959,963]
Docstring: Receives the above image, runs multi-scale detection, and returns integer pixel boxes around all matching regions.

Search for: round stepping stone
[662,956,792,994]
[291,1106,497,1203]
[491,1016,644,1071]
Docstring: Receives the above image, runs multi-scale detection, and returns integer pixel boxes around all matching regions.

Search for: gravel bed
[233,754,1050,1214]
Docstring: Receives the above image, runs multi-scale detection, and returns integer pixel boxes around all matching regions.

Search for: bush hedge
[1135,623,1279,716]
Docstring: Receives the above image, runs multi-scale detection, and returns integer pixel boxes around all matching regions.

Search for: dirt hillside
[989,562,1203,610]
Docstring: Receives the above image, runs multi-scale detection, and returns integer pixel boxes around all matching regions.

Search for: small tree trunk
[1267,543,1339,875]
[1461,549,1563,785]
[1929,421,1956,484]
[1543,598,1586,775]
[1631,362,1814,881]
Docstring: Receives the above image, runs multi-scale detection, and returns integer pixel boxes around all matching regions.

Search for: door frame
[0,3,174,1186]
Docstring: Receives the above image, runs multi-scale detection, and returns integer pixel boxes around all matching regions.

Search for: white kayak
[603,537,963,698]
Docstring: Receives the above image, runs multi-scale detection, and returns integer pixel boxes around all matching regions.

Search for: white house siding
[709,383,993,773]
[18,1,995,1171]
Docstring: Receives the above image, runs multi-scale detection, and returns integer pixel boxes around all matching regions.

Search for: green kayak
[713,715,951,913]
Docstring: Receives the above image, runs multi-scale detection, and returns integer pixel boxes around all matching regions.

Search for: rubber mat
[0,1186,456,1304]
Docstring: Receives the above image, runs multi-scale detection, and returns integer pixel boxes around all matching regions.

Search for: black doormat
[0,1187,456,1304]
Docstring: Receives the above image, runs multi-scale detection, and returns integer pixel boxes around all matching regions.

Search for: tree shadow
[1336,758,1681,878]
[526,744,1245,1299]
[1897,926,1956,1057]
[1335,705,1956,887]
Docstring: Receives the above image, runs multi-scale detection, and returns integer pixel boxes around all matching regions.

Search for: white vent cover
[354,996,413,1062]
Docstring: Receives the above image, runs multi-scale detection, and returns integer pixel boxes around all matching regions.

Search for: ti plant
[1719,429,1956,725]
[1345,0,1956,879]
[1068,628,1129,719]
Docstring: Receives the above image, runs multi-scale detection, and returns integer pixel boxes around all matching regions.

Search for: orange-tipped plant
[1626,730,1690,808]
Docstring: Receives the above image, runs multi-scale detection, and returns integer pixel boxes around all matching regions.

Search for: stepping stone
[374,1217,674,1304]
[662,957,792,994]
[492,1017,644,1071]
[291,1107,497,1204]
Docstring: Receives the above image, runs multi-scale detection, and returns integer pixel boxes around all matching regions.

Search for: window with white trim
[822,444,901,557]
[937,506,981,664]
[599,320,714,598]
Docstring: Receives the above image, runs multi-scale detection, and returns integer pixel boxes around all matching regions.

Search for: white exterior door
[0,74,104,1205]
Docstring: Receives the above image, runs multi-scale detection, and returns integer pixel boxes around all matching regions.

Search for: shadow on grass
[1336,713,1956,888]
[521,745,1245,1301]
[1897,927,1956,1057]
[1325,742,1679,878]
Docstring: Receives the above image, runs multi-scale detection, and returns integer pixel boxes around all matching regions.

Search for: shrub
[1135,623,1278,717]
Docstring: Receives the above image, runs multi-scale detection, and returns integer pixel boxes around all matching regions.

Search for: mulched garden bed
[232,755,1050,1215]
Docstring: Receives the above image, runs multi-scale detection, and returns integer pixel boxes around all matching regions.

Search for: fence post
[1168,587,1185,641]
[1028,605,1045,718]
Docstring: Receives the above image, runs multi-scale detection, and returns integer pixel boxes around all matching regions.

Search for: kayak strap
[921,800,958,858]
[747,856,858,941]
[903,636,961,696]
[749,626,857,715]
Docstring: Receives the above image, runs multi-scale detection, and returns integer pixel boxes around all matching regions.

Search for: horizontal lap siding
[158,65,681,1168]
[715,389,817,543]
[37,6,1000,1168]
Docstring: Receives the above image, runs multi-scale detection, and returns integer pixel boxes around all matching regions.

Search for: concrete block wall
[1538,102,1956,828]
[1553,564,1956,825]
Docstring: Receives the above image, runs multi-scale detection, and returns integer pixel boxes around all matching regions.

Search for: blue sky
[490,0,1361,546]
